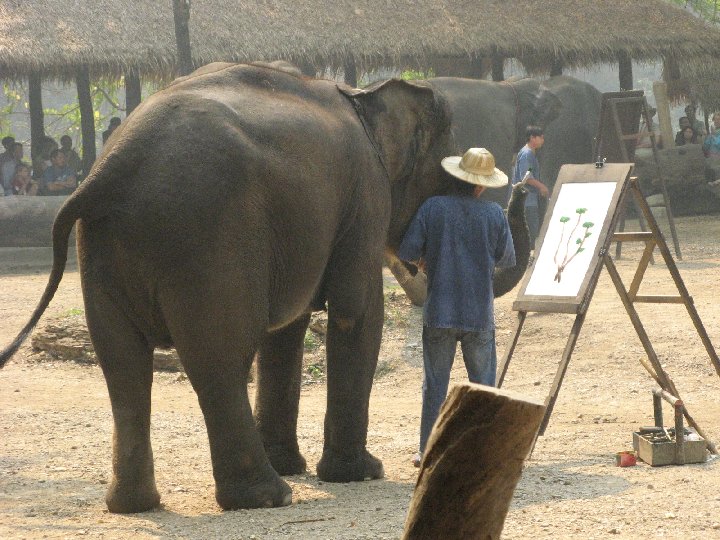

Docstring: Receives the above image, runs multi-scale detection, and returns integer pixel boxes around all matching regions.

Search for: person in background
[12,163,38,195]
[102,117,121,144]
[60,135,82,176]
[0,136,16,195]
[674,117,692,146]
[39,149,77,195]
[636,107,662,149]
[1,142,23,195]
[398,147,515,468]
[677,126,699,146]
[703,113,720,158]
[511,125,549,250]
[684,104,706,139]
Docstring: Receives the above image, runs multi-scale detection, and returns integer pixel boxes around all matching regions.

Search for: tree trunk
[343,58,357,87]
[172,0,193,76]
[125,68,142,115]
[618,50,633,91]
[75,66,96,177]
[403,384,545,540]
[28,73,45,176]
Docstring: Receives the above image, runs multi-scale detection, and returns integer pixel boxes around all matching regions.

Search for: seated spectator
[703,113,720,158]
[102,117,121,144]
[677,126,698,146]
[674,117,692,146]
[1,141,23,195]
[685,104,706,139]
[34,136,59,179]
[39,149,77,195]
[60,135,82,176]
[0,136,16,194]
[709,111,720,135]
[12,163,38,195]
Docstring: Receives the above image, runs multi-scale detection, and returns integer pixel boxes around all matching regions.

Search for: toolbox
[632,388,707,466]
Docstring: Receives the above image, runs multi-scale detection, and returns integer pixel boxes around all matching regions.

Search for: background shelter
[2,0,720,169]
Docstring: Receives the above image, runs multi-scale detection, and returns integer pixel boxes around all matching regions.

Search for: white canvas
[525,182,617,297]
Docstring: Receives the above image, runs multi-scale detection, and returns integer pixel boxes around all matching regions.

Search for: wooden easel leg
[497,311,527,387]
[538,312,588,436]
[631,183,720,377]
[604,254,717,453]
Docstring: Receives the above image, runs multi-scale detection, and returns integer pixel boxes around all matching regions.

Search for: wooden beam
[633,295,685,304]
[403,385,544,540]
[343,58,357,88]
[618,50,633,91]
[612,232,654,242]
[491,49,504,81]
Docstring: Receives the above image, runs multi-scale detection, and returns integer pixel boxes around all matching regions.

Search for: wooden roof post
[173,0,193,76]
[28,73,45,177]
[125,68,142,115]
[343,57,357,88]
[550,56,563,76]
[491,47,505,81]
[618,50,633,90]
[75,66,96,176]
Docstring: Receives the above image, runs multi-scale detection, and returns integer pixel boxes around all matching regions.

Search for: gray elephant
[427,76,563,205]
[0,63,457,512]
[538,76,602,194]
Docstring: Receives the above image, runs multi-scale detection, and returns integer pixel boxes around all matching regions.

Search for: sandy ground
[1,215,720,539]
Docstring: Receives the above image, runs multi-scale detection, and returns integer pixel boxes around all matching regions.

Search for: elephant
[0,63,458,513]
[538,76,602,194]
[426,76,563,206]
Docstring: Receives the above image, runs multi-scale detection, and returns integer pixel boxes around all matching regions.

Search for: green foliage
[64,308,84,316]
[668,0,720,23]
[305,362,324,379]
[304,329,321,351]
[400,68,435,81]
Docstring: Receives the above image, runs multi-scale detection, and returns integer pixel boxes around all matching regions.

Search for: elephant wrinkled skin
[0,64,457,512]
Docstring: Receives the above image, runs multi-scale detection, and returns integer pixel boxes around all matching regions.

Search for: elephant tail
[0,192,84,368]
[493,182,530,298]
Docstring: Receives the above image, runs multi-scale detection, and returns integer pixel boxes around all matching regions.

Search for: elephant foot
[105,478,161,514]
[215,465,293,510]
[265,444,307,476]
[316,448,384,482]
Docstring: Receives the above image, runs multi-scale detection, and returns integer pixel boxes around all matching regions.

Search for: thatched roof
[1,0,719,80]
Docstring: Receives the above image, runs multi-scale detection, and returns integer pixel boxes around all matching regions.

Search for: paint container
[615,450,637,467]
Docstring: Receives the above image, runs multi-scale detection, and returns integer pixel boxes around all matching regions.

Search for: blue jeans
[419,326,497,453]
[525,204,540,250]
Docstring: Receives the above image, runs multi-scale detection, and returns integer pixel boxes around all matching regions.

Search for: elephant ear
[532,84,563,128]
[338,78,442,181]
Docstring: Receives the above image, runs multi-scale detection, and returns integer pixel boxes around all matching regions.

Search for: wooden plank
[612,232,654,242]
[633,295,685,304]
[403,385,545,540]
[512,300,580,314]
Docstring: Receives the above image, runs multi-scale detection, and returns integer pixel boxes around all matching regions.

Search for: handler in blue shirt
[398,147,515,467]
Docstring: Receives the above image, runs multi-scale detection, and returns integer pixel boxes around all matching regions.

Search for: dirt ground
[1,215,720,539]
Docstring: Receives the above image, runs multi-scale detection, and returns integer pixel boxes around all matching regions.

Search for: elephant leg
[82,284,160,513]
[165,295,292,510]
[255,313,310,475]
[316,268,385,482]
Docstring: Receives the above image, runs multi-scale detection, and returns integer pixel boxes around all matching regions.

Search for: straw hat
[441,148,508,188]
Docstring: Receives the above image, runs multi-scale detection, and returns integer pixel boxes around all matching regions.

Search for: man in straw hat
[398,147,515,467]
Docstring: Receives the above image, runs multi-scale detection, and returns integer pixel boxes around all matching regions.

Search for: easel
[498,163,719,453]
[594,91,682,260]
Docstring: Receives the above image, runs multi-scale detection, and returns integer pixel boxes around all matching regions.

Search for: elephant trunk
[492,182,530,298]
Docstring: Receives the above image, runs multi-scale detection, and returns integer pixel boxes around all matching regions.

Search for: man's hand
[526,176,549,198]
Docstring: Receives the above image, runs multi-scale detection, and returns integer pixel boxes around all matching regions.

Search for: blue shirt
[398,195,515,332]
[511,145,540,207]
